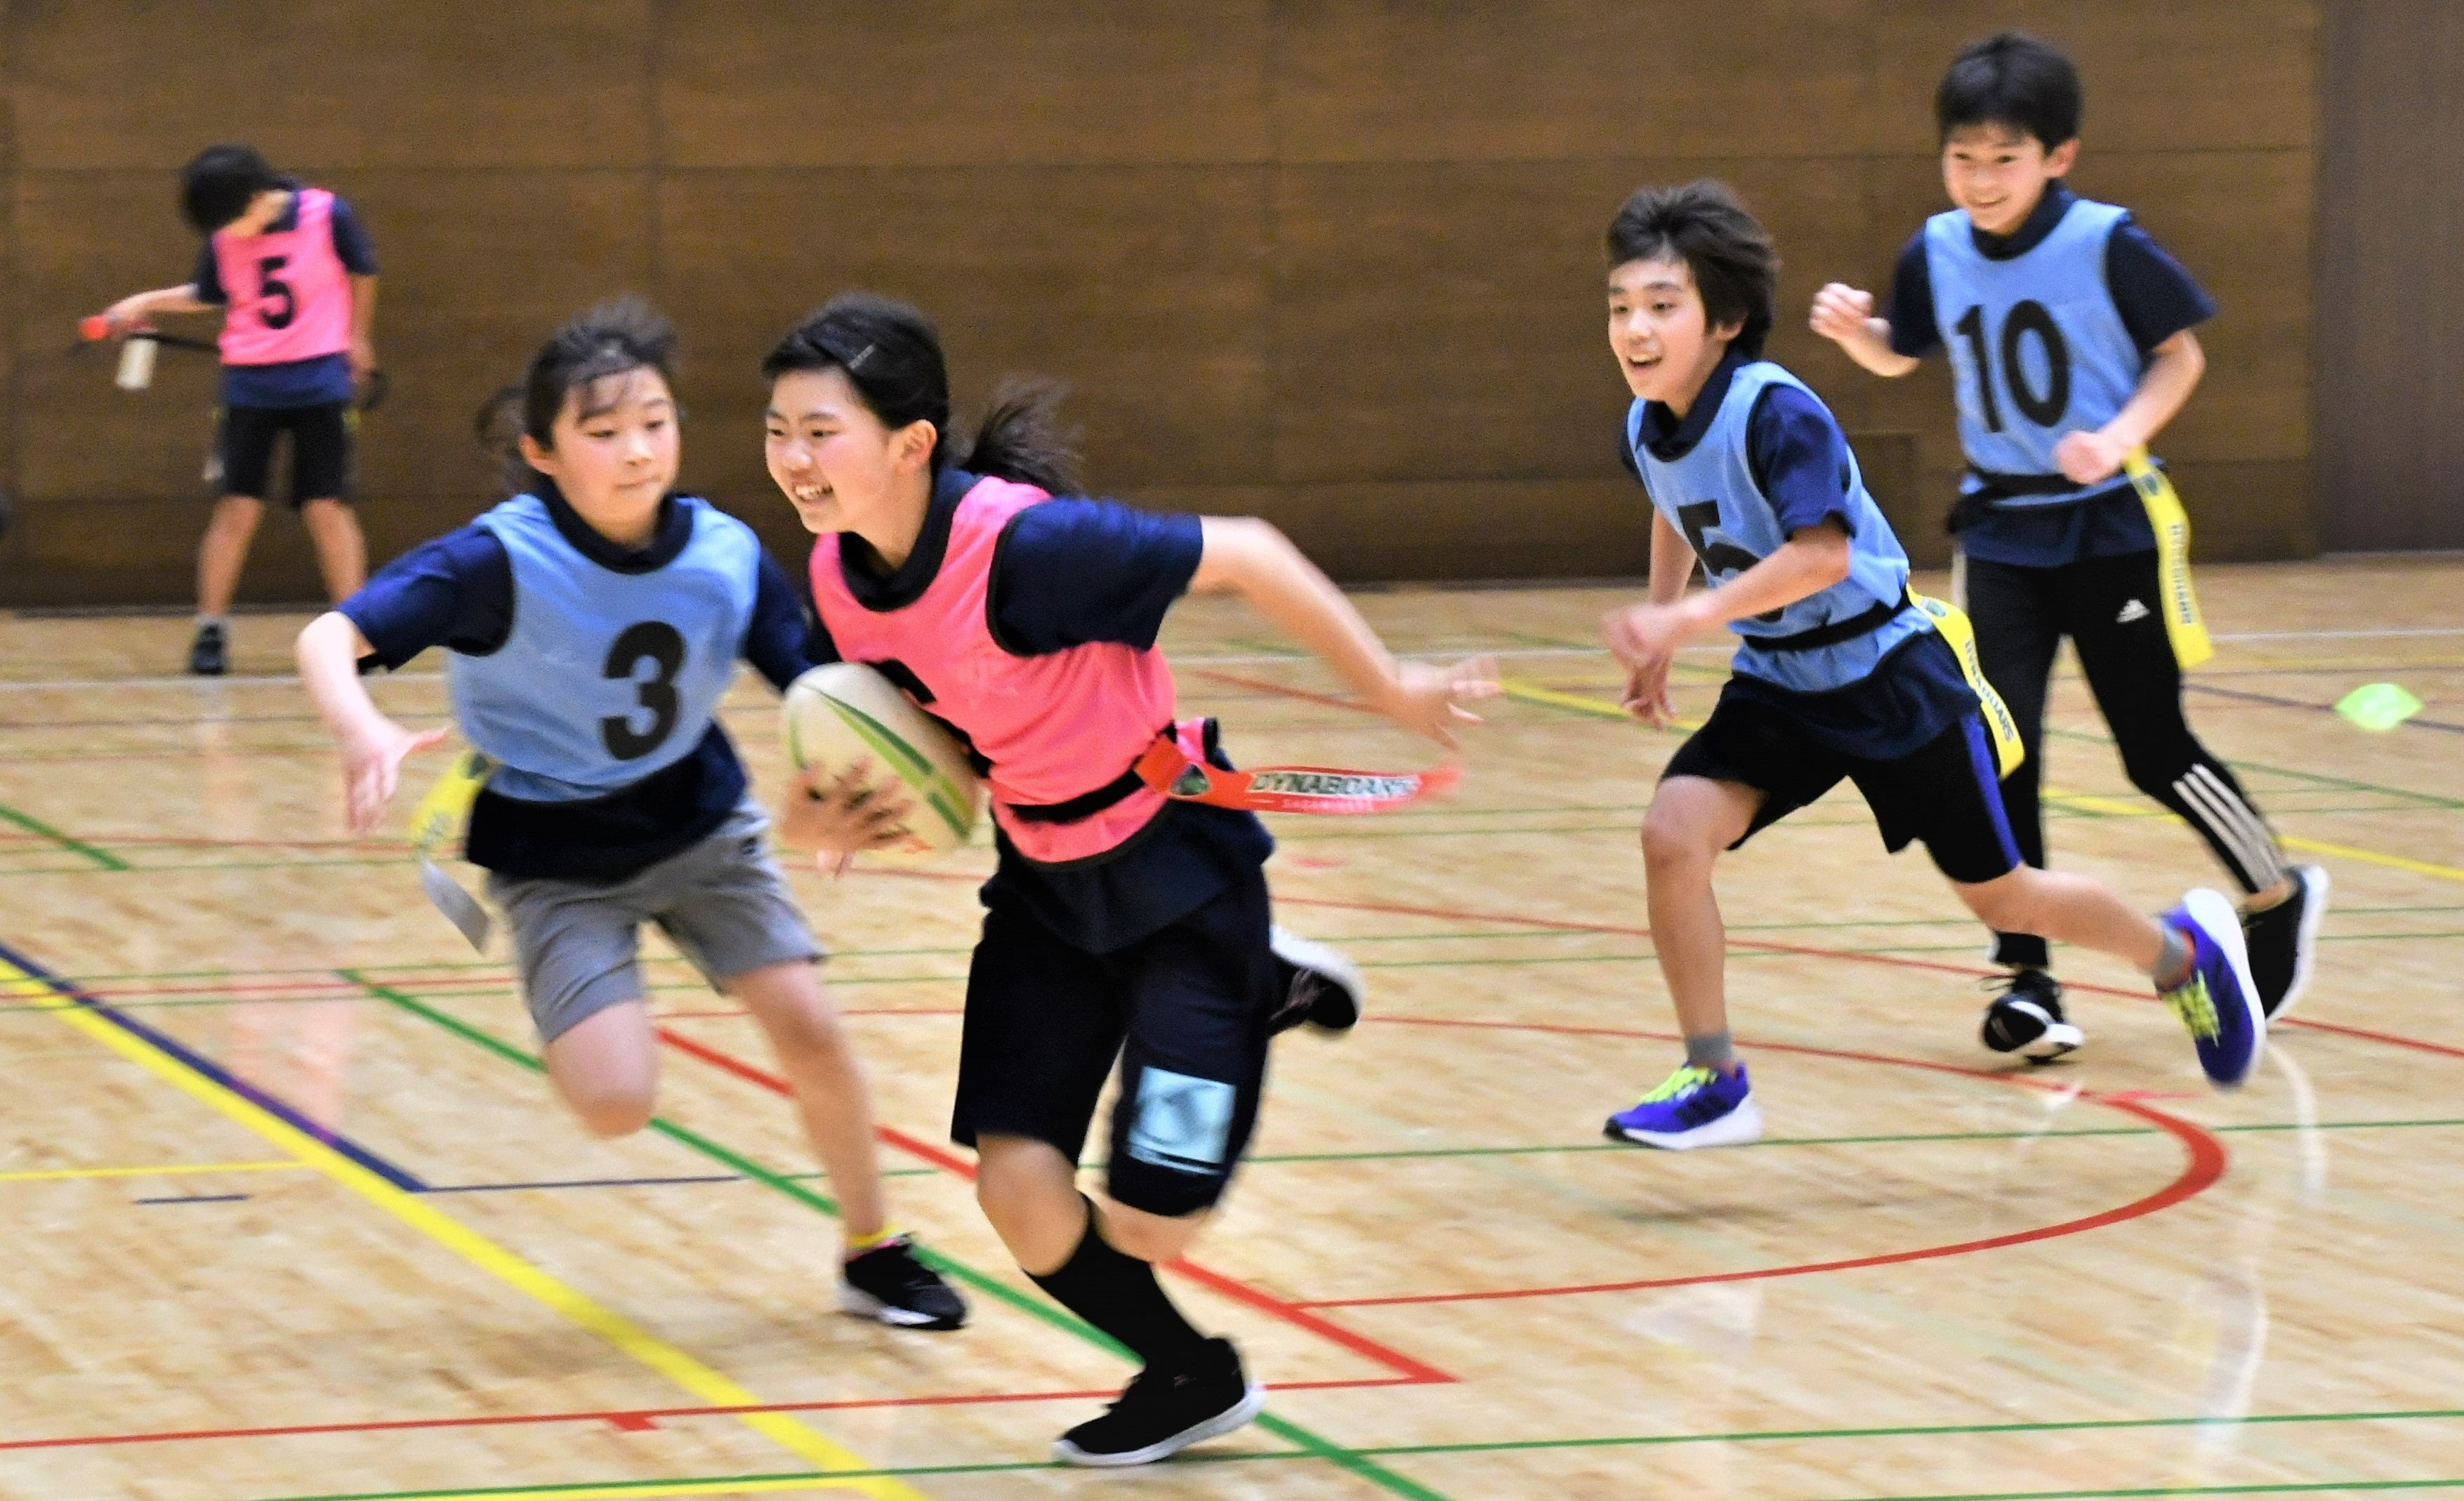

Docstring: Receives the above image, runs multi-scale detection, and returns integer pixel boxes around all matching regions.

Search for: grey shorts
[485,802,824,1044]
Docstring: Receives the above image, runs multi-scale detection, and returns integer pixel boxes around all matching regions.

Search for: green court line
[342,974,1451,1501]
[0,801,127,871]
[222,1407,2464,1501]
[1242,1116,2464,1167]
[33,904,2464,991]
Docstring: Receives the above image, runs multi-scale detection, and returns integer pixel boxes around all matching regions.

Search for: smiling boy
[1597,180,2261,1149]
[1810,33,2326,1060]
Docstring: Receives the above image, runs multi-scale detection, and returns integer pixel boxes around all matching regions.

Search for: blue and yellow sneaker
[2159,888,2265,1088]
[1605,1063,1763,1149]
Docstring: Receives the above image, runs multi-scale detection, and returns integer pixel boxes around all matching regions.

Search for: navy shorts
[1663,692,2023,885]
[951,865,1277,1218]
[216,400,353,507]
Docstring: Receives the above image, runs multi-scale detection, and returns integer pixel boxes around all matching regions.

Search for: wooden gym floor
[3,557,2461,1500]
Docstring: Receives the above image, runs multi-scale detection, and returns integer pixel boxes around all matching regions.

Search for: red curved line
[1291,1016,2227,1309]
[2279,1016,2464,1061]
[652,1025,1453,1386]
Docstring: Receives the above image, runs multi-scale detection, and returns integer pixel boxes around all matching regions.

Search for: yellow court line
[0,959,925,1500]
[1501,677,2464,886]
[2046,787,2464,884]
[338,1479,878,1501]
[0,1159,301,1184]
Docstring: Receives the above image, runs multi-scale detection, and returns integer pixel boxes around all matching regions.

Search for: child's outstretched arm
[2051,329,2204,487]
[99,283,213,331]
[296,611,447,834]
[1190,517,1497,747]
[1810,284,1921,378]
[1604,521,1851,687]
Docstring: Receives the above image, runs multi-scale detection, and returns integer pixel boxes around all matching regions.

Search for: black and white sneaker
[1267,927,1362,1036]
[1053,1337,1264,1467]
[187,621,229,676]
[836,1236,967,1330]
[2243,865,2330,1019]
[1981,969,2083,1062]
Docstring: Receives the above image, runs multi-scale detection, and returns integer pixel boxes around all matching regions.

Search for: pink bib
[213,187,354,367]
[810,477,1179,864]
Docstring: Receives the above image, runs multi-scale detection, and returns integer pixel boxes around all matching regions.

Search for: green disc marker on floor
[2335,682,2425,732]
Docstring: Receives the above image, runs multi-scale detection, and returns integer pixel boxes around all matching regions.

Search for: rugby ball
[781,663,982,862]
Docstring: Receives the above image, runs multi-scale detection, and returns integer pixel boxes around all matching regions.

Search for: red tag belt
[1131,719,1458,815]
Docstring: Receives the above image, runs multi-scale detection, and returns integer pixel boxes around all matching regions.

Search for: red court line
[1289,1017,2226,1309]
[1189,668,1364,713]
[1274,891,2464,1062]
[0,1376,1423,1455]
[651,1023,1453,1387]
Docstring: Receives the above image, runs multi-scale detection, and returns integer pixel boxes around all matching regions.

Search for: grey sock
[195,614,228,631]
[1684,1029,1735,1071]
[2150,923,2191,988]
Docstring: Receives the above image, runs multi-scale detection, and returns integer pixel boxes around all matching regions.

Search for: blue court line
[135,1192,251,1205]
[0,938,430,1193]
[423,1174,744,1194]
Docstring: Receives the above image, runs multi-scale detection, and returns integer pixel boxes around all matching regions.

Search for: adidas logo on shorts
[2116,598,2152,624]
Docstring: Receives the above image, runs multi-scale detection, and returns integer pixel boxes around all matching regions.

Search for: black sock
[1027,1196,1210,1369]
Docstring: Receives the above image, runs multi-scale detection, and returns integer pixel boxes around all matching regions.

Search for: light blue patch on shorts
[1125,1067,1236,1175]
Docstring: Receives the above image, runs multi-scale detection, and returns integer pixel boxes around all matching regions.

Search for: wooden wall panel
[1274,0,1871,162]
[657,166,1272,522]
[2314,0,2464,550]
[661,0,1270,168]
[0,1,2323,607]
[8,0,654,171]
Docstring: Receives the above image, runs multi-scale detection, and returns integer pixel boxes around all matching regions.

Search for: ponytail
[763,292,1081,494]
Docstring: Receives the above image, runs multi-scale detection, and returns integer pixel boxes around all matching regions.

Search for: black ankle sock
[1027,1196,1210,1369]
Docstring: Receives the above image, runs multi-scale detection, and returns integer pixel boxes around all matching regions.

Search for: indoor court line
[195,1406,2464,1501]
[0,940,933,1500]
[341,974,1457,1501]
[0,1158,299,1183]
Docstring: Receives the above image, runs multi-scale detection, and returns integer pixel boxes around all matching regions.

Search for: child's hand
[1603,601,1699,673]
[1621,656,1677,728]
[97,297,150,336]
[339,719,449,835]
[348,336,378,383]
[2053,429,2128,487]
[1371,656,1498,750]
[1809,283,1877,345]
[776,762,915,873]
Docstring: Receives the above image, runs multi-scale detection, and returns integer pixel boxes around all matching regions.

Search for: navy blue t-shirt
[341,485,815,882]
[192,182,378,410]
[1624,354,1977,760]
[1883,184,2215,567]
[827,468,1273,954]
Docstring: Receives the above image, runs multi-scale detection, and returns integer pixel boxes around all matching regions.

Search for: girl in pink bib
[766,293,1494,1468]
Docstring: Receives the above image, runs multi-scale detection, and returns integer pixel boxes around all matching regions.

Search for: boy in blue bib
[1598,181,2261,1150]
[1810,32,2326,1057]
[295,299,964,1330]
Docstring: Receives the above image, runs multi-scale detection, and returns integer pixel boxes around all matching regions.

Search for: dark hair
[1935,32,2081,147]
[180,143,282,233]
[479,295,678,494]
[1605,180,1779,359]
[761,292,1080,496]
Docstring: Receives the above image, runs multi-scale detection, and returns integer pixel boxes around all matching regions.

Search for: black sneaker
[836,1235,967,1330]
[1267,927,1362,1036]
[187,621,229,676]
[1980,968,2082,1062]
[1053,1337,1264,1467]
[2244,865,2330,1019]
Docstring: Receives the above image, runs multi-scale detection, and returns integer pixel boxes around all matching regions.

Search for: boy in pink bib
[766,293,1495,1468]
[100,143,379,675]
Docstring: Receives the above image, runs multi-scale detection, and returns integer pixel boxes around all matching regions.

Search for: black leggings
[1965,549,2285,970]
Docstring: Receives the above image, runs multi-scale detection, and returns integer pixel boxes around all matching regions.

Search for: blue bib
[450,494,759,802]
[1626,362,1925,694]
[1925,197,2145,508]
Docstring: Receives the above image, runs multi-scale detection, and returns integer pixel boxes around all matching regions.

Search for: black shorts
[1663,687,2023,885]
[217,401,353,506]
[951,865,1277,1218]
